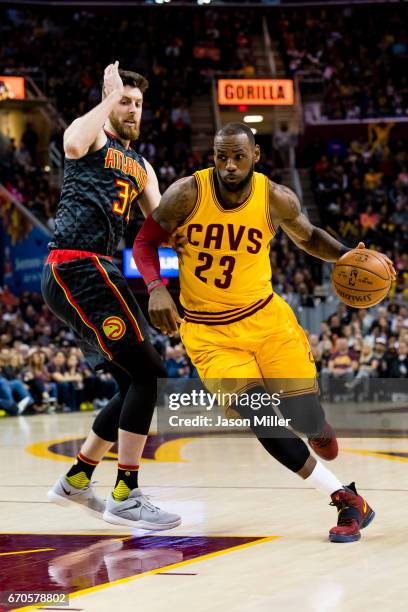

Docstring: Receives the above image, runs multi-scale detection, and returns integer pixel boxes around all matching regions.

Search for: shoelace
[139,495,159,513]
[124,494,159,513]
[330,501,355,526]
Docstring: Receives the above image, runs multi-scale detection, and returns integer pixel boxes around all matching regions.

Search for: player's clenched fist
[103,61,124,97]
[148,285,183,336]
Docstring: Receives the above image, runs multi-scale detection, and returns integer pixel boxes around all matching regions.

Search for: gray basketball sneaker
[47,475,105,517]
[103,488,181,530]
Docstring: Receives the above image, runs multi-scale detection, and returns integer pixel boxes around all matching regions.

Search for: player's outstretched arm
[270,181,348,262]
[133,177,197,335]
[270,182,396,278]
[63,61,124,159]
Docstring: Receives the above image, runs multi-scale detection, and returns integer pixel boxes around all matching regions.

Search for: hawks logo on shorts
[102,316,126,340]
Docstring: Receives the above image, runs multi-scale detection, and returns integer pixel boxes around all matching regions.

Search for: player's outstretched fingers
[355,242,396,279]
[378,254,397,280]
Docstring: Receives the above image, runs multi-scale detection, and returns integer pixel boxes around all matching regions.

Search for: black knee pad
[92,392,122,442]
[107,362,131,398]
[279,394,325,436]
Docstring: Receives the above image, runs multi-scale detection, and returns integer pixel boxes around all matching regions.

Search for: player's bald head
[215,122,256,148]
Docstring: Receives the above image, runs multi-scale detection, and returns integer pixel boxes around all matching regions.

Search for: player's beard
[109,113,140,141]
[217,164,254,193]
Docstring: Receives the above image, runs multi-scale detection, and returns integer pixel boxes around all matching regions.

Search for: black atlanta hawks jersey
[52,132,148,256]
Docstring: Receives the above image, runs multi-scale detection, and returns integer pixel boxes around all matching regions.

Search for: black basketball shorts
[41,249,150,370]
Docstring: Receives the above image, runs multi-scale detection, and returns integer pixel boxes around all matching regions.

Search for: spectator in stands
[321,338,359,399]
[48,350,79,411]
[0,348,34,415]
[277,6,408,120]
[21,123,39,166]
[386,341,408,378]
[13,143,33,173]
[159,160,177,186]
[65,352,84,407]
[273,122,295,168]
[368,122,394,156]
[22,349,57,412]
[345,343,379,397]
[165,344,190,378]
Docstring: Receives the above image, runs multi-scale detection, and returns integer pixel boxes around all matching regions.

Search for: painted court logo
[103,316,126,340]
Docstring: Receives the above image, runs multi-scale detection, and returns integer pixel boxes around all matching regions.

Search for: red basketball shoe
[329,482,375,543]
[308,422,338,460]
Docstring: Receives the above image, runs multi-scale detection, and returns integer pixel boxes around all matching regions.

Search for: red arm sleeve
[133,213,171,289]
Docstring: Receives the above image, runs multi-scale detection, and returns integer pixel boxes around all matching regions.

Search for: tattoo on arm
[270,181,348,262]
[152,177,197,233]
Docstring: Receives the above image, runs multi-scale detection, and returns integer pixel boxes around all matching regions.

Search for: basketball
[332,249,392,308]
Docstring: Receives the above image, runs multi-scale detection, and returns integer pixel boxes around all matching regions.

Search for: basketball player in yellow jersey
[134,123,395,542]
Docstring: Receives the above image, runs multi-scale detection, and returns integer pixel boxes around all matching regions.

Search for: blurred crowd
[1,283,406,417]
[276,5,408,119]
[0,128,59,231]
[306,126,408,297]
[0,7,257,194]
[308,302,408,400]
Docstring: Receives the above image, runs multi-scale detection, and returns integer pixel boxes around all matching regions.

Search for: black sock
[66,452,99,488]
[112,464,139,501]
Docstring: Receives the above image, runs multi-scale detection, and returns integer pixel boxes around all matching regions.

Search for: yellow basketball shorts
[180,293,318,407]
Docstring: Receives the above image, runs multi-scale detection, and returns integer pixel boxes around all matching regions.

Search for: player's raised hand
[355,242,396,281]
[103,61,124,97]
[149,285,183,336]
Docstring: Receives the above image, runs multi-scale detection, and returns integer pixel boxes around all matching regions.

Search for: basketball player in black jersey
[42,62,181,529]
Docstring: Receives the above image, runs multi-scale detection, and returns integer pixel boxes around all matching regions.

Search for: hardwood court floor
[0,413,407,612]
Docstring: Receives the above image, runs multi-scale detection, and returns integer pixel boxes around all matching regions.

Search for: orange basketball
[332,249,391,308]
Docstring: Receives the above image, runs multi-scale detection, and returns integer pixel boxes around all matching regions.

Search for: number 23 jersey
[178,168,275,321]
[52,131,148,256]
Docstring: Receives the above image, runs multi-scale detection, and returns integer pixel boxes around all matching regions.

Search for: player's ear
[254,144,261,164]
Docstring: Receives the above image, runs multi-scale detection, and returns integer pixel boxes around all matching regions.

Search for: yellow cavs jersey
[178,167,275,324]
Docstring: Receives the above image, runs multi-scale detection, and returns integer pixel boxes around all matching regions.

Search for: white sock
[306,461,343,496]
